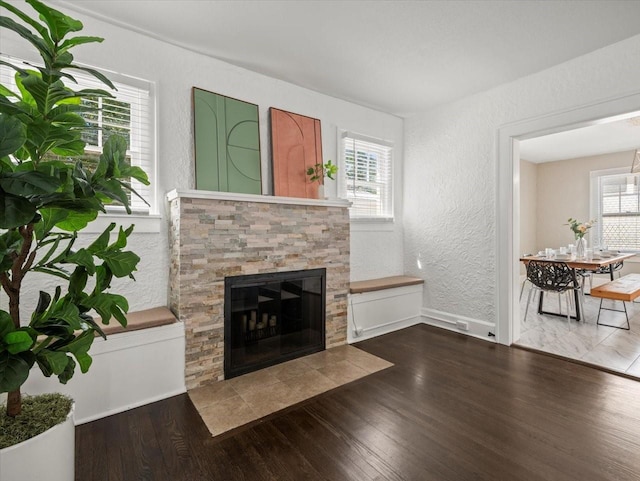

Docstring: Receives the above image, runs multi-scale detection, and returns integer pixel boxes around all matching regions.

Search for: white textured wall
[0,3,404,317]
[404,33,640,325]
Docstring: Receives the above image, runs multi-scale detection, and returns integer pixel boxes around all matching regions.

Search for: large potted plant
[0,0,148,477]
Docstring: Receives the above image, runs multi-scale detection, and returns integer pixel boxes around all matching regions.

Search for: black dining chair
[523,260,583,324]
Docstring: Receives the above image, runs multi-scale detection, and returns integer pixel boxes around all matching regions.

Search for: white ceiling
[54,0,640,117]
[520,115,640,163]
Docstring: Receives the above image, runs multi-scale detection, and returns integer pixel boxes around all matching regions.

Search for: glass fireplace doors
[224,268,326,379]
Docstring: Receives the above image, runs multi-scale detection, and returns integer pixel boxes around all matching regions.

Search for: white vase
[0,402,75,481]
[317,184,326,199]
[576,237,587,258]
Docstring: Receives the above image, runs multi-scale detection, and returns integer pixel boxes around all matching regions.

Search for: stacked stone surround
[168,190,350,390]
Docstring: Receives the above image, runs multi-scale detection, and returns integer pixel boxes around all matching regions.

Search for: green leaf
[33,290,52,317]
[49,111,85,128]
[50,300,83,330]
[108,225,131,251]
[0,113,27,157]
[0,192,36,229]
[0,351,30,392]
[20,73,71,114]
[60,330,93,373]
[0,229,23,270]
[50,139,86,157]
[55,210,98,231]
[32,265,70,281]
[68,266,88,298]
[109,295,129,327]
[84,293,113,324]
[93,264,113,293]
[58,35,103,53]
[0,170,62,196]
[36,349,70,377]
[26,0,83,42]
[34,207,68,239]
[0,15,51,59]
[101,135,128,177]
[3,330,33,354]
[0,83,19,98]
[101,250,140,278]
[95,179,130,212]
[66,248,96,275]
[88,223,116,255]
[68,65,115,90]
[57,355,75,384]
[80,315,106,340]
[0,310,13,339]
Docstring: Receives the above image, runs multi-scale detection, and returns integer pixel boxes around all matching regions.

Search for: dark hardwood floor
[76,324,640,480]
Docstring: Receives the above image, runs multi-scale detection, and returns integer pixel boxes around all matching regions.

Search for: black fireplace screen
[224,268,326,379]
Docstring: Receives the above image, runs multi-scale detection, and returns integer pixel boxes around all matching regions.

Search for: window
[590,167,640,251]
[339,131,393,219]
[0,56,156,215]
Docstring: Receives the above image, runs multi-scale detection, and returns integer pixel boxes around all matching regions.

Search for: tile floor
[516,280,640,377]
[188,344,394,437]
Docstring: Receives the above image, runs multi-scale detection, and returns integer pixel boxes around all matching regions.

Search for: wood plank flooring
[75,324,640,480]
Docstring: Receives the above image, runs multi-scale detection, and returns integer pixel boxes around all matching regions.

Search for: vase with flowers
[567,218,595,258]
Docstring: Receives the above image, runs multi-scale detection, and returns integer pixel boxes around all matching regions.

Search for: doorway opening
[497,90,640,378]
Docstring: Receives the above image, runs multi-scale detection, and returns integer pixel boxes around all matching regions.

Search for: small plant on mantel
[0,0,148,442]
[306,159,338,184]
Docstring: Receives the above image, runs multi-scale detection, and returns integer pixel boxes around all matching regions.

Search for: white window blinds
[591,170,640,251]
[340,131,393,219]
[0,55,156,214]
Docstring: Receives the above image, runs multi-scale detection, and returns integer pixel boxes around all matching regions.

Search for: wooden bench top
[350,275,424,294]
[590,274,640,302]
[98,306,178,336]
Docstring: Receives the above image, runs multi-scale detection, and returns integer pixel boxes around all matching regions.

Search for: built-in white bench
[348,276,424,342]
[23,307,185,424]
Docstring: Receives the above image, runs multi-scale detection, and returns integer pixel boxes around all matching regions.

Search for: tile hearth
[188,345,393,436]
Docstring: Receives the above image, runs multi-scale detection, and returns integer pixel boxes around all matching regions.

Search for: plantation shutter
[340,131,393,219]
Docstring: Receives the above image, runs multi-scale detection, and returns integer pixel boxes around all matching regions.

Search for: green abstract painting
[193,88,262,194]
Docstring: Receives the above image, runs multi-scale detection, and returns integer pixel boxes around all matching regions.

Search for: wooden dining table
[519,252,636,321]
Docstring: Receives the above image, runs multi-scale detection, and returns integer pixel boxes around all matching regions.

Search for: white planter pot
[0,403,75,481]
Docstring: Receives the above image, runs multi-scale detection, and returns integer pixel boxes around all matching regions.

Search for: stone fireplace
[167,190,350,390]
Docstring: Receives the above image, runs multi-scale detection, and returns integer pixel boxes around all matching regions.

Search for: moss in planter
[0,394,73,449]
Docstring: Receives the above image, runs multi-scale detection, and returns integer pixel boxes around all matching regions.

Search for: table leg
[610,264,615,281]
[536,269,582,321]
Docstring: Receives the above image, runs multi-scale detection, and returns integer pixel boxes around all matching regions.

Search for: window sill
[350,217,395,232]
[80,213,162,234]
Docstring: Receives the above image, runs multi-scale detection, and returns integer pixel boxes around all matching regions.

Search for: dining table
[519,252,636,322]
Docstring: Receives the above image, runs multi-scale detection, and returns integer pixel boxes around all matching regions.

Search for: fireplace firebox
[224,268,326,379]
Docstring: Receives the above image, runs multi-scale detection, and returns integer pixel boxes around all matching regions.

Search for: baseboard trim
[421,308,497,343]
[348,315,422,343]
[74,387,187,425]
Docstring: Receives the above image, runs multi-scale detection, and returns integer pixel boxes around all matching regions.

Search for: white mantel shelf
[166,189,351,208]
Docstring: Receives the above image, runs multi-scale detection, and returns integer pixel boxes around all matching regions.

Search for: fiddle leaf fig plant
[0,0,149,418]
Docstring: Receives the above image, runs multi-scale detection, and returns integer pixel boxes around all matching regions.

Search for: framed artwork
[192,87,262,194]
[270,108,323,198]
